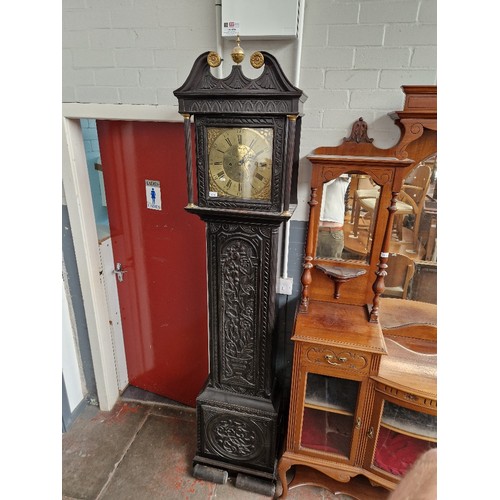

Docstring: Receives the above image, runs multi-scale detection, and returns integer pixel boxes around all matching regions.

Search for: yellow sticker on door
[146,180,162,210]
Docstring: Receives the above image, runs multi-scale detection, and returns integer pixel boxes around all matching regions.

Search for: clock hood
[174,51,307,116]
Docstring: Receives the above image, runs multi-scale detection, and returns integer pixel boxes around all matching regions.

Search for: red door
[97,120,208,407]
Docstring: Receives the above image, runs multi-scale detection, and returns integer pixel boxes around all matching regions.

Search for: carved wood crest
[343,117,374,144]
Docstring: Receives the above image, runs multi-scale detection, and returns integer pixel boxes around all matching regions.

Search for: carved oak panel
[206,221,278,399]
[197,400,277,471]
[203,408,270,462]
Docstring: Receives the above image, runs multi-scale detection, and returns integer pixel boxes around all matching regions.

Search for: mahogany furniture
[277,86,437,498]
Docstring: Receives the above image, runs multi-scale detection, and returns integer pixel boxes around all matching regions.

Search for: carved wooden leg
[277,458,292,499]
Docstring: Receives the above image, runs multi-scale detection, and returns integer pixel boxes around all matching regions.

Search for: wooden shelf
[304,403,354,417]
[292,300,386,354]
[374,337,436,399]
[380,422,437,443]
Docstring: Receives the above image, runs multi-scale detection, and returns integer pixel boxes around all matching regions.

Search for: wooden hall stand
[277,86,437,499]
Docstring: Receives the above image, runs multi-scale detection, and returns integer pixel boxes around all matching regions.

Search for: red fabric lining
[374,426,436,476]
[301,408,353,456]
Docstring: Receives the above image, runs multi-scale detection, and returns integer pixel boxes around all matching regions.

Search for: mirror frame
[300,86,437,322]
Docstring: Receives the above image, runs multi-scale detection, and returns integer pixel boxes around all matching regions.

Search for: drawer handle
[404,393,418,401]
[325,354,347,366]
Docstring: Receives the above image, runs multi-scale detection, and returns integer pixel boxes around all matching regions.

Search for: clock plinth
[195,387,279,479]
[174,50,306,486]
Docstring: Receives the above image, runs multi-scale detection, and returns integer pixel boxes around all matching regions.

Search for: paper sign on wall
[222,21,240,37]
[146,180,162,210]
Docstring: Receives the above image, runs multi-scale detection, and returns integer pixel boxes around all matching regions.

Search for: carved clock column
[174,44,306,491]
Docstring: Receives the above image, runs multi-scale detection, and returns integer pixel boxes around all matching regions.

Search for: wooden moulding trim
[372,378,437,407]
[291,335,387,355]
[400,85,437,112]
[280,450,361,476]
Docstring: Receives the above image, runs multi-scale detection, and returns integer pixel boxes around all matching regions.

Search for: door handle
[113,262,127,282]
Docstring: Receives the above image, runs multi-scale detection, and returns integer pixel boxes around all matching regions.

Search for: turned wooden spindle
[369,191,398,323]
[283,115,298,216]
[299,186,318,312]
[182,113,195,208]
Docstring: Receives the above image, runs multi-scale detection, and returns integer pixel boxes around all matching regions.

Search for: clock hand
[239,152,252,165]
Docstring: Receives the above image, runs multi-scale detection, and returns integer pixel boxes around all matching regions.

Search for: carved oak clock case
[174,50,306,483]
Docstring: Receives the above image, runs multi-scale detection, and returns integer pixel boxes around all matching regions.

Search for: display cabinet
[278,86,437,498]
[364,333,437,489]
[366,391,437,484]
[279,301,386,488]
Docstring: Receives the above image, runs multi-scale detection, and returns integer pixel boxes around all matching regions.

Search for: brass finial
[250,51,265,69]
[207,51,222,68]
[231,35,245,64]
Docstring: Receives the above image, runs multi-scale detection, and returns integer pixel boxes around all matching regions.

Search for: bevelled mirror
[381,154,437,304]
[316,173,378,263]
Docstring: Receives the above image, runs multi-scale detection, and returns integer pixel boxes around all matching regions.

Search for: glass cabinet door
[371,398,436,478]
[300,373,360,459]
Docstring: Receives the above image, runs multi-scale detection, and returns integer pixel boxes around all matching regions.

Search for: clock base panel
[194,386,280,479]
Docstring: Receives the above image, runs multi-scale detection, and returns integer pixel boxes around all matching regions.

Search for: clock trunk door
[97,120,209,407]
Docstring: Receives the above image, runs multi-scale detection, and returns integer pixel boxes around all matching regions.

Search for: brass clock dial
[208,127,273,201]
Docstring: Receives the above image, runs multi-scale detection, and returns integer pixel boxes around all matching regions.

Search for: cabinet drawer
[374,382,437,412]
[301,343,372,376]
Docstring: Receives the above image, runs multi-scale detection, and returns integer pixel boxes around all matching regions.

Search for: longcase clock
[174,45,306,490]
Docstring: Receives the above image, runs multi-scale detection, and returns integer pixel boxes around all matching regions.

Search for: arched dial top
[208,127,273,201]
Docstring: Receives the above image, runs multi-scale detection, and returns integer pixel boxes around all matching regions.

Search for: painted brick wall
[298,0,436,152]
[80,118,100,157]
[63,0,218,107]
[63,0,436,220]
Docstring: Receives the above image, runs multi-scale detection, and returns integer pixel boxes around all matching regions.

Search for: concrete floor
[62,389,383,500]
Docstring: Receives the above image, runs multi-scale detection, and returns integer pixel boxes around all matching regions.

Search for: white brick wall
[298,0,436,155]
[62,0,437,217]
